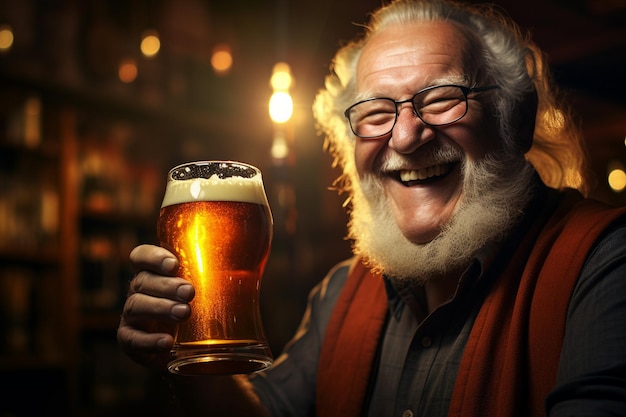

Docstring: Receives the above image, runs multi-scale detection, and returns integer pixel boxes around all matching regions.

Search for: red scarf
[317,190,626,417]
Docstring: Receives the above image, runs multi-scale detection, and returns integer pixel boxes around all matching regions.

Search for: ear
[515,87,538,154]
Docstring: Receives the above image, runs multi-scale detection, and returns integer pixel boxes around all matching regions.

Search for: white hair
[313,0,590,202]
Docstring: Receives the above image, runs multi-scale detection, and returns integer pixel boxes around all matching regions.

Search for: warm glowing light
[211,44,233,75]
[118,59,138,83]
[140,30,160,57]
[0,25,13,52]
[270,62,292,91]
[269,62,294,125]
[269,91,293,124]
[608,169,626,192]
[24,97,41,148]
[189,213,208,302]
[271,131,289,159]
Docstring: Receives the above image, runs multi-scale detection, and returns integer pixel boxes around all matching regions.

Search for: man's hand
[117,244,194,371]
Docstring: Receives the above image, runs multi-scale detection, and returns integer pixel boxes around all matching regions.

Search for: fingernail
[161,257,177,273]
[171,304,189,320]
[157,337,171,351]
[176,284,194,301]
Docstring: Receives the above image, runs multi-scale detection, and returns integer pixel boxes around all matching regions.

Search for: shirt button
[402,410,414,417]
[421,336,432,348]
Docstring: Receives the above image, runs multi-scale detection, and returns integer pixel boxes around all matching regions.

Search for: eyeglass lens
[347,85,469,138]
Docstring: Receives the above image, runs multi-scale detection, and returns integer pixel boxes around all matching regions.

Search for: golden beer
[158,161,273,375]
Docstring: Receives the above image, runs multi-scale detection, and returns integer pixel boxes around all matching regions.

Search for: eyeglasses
[344,84,500,139]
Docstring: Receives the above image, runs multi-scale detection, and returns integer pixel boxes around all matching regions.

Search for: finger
[117,320,174,350]
[117,322,174,370]
[122,292,192,325]
[130,244,179,275]
[128,270,194,302]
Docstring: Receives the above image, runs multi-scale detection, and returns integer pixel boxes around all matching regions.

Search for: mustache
[376,142,465,172]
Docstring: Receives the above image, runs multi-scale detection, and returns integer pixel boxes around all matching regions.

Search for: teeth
[399,164,447,182]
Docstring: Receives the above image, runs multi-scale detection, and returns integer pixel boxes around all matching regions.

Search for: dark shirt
[250,219,626,417]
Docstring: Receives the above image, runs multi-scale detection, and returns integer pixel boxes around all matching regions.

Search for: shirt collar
[381,233,505,321]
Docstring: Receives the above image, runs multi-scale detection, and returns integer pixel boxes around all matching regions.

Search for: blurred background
[0,0,624,415]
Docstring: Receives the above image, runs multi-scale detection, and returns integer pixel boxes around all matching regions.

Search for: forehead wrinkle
[354,21,475,102]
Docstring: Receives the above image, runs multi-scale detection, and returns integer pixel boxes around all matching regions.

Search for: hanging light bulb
[269,62,294,124]
[270,62,293,91]
[269,91,293,124]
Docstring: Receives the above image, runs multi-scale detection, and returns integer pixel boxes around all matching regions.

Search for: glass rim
[167,160,261,181]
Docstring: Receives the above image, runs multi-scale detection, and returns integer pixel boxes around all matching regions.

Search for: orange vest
[316,190,626,417]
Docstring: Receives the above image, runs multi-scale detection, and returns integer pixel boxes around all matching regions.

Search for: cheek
[354,138,387,176]
[443,119,500,161]
[463,106,501,157]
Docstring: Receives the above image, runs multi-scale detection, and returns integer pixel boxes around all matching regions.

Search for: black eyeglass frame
[344,84,500,139]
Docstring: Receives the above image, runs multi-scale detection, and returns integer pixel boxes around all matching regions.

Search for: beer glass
[158,161,273,375]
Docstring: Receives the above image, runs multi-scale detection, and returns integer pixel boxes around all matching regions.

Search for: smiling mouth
[395,162,457,186]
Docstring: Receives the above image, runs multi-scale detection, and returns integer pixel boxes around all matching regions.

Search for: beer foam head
[161,163,268,207]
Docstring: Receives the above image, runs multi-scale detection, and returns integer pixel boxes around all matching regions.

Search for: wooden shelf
[0,72,241,139]
[0,247,60,265]
[0,74,177,417]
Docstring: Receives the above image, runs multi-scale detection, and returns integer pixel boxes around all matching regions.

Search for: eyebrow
[353,74,470,101]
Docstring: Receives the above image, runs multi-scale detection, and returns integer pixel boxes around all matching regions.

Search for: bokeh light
[271,130,289,159]
[270,62,292,91]
[269,91,293,124]
[140,30,160,58]
[608,168,626,192]
[211,44,233,75]
[118,59,138,83]
[0,25,14,53]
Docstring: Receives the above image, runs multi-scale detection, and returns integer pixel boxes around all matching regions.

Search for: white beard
[348,146,536,282]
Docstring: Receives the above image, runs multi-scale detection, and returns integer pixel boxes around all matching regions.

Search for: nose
[388,105,434,154]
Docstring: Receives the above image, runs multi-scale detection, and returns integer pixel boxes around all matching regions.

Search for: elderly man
[117,0,626,416]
